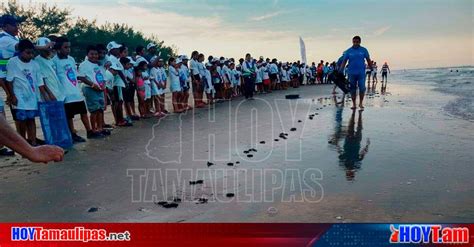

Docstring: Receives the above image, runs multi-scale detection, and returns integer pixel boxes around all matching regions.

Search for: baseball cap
[180,55,189,60]
[175,58,182,64]
[36,37,51,47]
[150,55,158,63]
[110,62,122,71]
[146,43,157,50]
[106,41,122,52]
[135,56,148,65]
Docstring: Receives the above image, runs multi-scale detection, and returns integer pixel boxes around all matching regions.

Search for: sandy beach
[0,67,473,223]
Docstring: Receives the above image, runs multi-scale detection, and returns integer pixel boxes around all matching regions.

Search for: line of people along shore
[0,14,390,160]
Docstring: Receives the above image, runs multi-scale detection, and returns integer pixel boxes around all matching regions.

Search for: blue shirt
[342,46,370,75]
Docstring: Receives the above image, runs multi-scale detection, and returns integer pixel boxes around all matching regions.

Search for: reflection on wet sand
[328,96,370,181]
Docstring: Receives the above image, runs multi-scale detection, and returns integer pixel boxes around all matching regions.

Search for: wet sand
[0,74,473,222]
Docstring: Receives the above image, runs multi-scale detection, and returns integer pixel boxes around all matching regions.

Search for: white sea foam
[397,66,474,121]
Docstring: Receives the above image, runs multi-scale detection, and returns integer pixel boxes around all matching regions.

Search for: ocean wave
[397,66,474,121]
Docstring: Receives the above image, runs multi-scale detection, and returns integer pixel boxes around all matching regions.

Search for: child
[149,56,161,117]
[96,44,113,129]
[179,55,191,110]
[280,63,289,90]
[290,63,300,88]
[190,51,204,108]
[169,57,183,113]
[5,39,49,145]
[106,41,131,127]
[53,37,100,141]
[123,56,139,121]
[262,62,270,93]
[211,59,222,101]
[34,37,64,102]
[203,62,214,104]
[149,56,165,117]
[196,53,207,105]
[269,59,279,91]
[255,63,263,93]
[78,45,110,137]
[323,62,330,83]
[156,58,168,114]
[234,64,242,96]
[134,61,147,117]
[222,61,233,99]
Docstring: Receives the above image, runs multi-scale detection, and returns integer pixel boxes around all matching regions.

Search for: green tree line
[0,0,176,62]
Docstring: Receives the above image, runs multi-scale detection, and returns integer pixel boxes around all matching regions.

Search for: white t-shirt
[205,69,212,88]
[107,55,125,88]
[78,59,106,88]
[6,57,42,110]
[52,55,83,103]
[158,67,167,84]
[262,66,269,80]
[269,63,279,74]
[0,31,18,59]
[169,66,180,85]
[189,59,200,76]
[104,70,114,90]
[34,55,66,101]
[142,70,151,86]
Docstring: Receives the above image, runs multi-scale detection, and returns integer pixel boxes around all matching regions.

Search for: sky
[16,0,474,69]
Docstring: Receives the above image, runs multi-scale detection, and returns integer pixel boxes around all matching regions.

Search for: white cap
[36,37,51,47]
[110,62,122,71]
[150,55,158,64]
[180,55,189,60]
[107,41,122,52]
[135,56,148,65]
[146,43,157,50]
[175,58,182,64]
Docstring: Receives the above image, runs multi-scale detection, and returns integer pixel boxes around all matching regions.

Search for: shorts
[112,86,124,102]
[263,79,270,85]
[11,108,38,121]
[269,73,278,81]
[123,84,136,103]
[214,83,222,92]
[82,86,105,113]
[192,78,203,94]
[348,73,367,95]
[64,101,87,119]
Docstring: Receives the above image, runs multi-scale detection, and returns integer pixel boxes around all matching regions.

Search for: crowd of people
[0,14,390,163]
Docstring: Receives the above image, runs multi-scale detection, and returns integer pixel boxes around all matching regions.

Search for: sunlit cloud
[371,26,391,37]
[250,11,284,21]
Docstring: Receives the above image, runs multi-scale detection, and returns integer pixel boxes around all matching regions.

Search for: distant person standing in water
[380,62,390,83]
[340,36,372,110]
[371,61,378,88]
